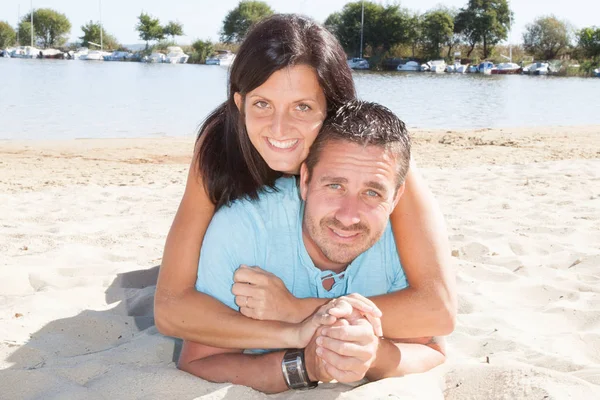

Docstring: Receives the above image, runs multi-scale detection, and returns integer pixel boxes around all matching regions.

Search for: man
[177,101,446,393]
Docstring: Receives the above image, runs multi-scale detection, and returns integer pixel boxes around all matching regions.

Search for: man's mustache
[321,218,369,234]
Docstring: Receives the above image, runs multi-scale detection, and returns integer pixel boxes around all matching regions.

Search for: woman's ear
[234,93,242,112]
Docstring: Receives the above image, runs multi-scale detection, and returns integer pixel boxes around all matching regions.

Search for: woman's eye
[254,101,269,109]
[296,103,311,112]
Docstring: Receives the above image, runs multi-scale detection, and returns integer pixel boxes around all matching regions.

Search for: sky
[1,0,598,46]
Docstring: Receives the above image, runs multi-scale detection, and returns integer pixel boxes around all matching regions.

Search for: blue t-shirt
[195,177,408,310]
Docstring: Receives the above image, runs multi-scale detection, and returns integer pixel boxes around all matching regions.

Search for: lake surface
[1,58,599,140]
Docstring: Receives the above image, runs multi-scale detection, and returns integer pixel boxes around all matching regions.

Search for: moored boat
[522,62,550,75]
[11,46,40,59]
[38,49,65,59]
[478,61,494,75]
[429,60,447,73]
[397,60,420,71]
[165,46,189,64]
[103,51,131,61]
[347,57,369,70]
[594,68,600,77]
[206,50,235,66]
[491,62,522,75]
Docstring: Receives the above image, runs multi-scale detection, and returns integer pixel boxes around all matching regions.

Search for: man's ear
[300,163,309,201]
[233,93,242,112]
[392,182,405,210]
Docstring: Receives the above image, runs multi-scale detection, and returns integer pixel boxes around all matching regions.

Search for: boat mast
[359,0,364,59]
[99,0,103,51]
[17,5,20,45]
[30,0,33,47]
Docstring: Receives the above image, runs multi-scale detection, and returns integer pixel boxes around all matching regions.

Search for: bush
[188,39,214,64]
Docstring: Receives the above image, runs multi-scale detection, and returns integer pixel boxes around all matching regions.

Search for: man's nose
[334,195,361,228]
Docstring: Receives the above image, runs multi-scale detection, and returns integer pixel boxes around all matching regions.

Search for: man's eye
[327,184,342,190]
[366,190,380,197]
[296,103,311,112]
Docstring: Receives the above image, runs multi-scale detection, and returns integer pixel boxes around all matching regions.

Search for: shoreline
[1,125,598,194]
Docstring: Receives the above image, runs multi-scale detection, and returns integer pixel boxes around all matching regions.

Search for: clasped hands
[232,265,383,383]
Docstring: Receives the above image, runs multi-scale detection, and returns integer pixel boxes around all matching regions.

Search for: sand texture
[1,126,599,399]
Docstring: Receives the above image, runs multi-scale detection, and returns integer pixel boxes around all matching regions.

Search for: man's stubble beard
[303,211,379,265]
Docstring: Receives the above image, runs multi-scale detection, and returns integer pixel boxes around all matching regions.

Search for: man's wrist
[281,349,318,390]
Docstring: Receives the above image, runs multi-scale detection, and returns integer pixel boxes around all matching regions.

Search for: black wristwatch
[281,348,319,390]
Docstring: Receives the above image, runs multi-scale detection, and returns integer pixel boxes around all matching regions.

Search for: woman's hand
[233,265,301,323]
[295,297,382,349]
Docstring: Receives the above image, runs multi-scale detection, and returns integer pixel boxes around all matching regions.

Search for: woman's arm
[154,146,303,349]
[379,162,456,337]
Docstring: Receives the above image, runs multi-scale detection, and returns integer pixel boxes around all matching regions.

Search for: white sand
[1,126,599,399]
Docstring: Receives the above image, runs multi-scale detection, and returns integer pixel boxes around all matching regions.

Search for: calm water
[1,58,599,140]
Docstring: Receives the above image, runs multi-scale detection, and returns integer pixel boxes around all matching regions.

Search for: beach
[1,126,599,399]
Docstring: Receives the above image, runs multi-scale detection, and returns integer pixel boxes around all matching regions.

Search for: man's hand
[233,265,300,322]
[316,317,380,383]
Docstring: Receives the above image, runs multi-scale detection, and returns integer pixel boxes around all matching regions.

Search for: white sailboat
[348,1,369,70]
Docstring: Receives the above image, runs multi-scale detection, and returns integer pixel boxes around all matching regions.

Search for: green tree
[454,0,512,59]
[0,21,16,48]
[136,12,164,49]
[221,1,273,43]
[523,15,572,60]
[405,13,423,58]
[17,21,33,46]
[163,21,184,41]
[325,2,410,57]
[421,10,454,59]
[79,21,120,50]
[577,26,600,60]
[188,39,214,64]
[20,8,71,48]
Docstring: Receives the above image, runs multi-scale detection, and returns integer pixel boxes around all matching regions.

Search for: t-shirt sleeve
[195,204,261,311]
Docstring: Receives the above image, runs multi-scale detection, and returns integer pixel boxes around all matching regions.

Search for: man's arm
[178,315,338,394]
[177,341,289,394]
[314,318,446,383]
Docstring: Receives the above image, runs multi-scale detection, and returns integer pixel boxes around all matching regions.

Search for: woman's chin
[266,159,301,175]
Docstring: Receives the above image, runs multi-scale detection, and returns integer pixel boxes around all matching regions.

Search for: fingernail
[316,347,323,355]
[316,336,323,345]
[321,328,328,335]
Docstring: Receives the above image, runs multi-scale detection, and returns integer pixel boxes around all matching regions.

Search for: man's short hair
[304,100,411,189]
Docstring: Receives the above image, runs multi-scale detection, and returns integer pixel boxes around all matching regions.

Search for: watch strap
[281,348,318,390]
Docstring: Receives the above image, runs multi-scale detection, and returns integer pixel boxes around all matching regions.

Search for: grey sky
[1,0,598,46]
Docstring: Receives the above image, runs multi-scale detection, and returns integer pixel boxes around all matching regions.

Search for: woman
[155,14,456,350]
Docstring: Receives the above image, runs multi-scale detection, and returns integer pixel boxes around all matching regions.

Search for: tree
[405,13,423,58]
[0,21,16,48]
[421,10,454,59]
[163,21,184,41]
[454,0,512,59]
[523,16,572,60]
[577,26,600,60]
[189,39,214,64]
[79,21,120,50]
[136,12,164,49]
[325,2,410,57]
[20,8,71,48]
[17,21,33,46]
[221,1,274,44]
